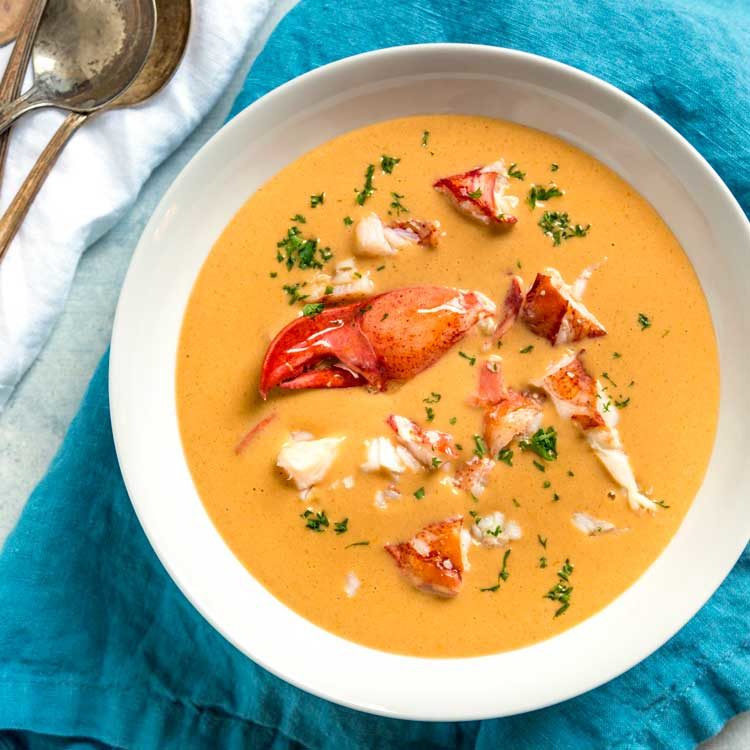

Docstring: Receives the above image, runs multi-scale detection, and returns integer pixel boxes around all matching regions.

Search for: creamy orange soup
[177,115,718,657]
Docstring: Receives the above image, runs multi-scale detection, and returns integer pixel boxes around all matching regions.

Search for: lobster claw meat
[434,160,519,226]
[260,286,496,397]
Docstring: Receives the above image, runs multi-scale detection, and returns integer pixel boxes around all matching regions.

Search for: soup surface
[177,115,718,657]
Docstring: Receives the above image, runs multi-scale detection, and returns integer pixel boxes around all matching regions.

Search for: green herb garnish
[615,397,631,409]
[310,193,325,208]
[498,447,513,466]
[467,188,483,199]
[282,283,308,305]
[334,518,349,534]
[423,392,441,404]
[302,302,325,317]
[343,215,353,226]
[421,130,430,147]
[301,509,329,532]
[276,226,332,270]
[473,434,488,459]
[519,426,558,461]
[346,540,370,549]
[380,154,401,174]
[458,351,476,366]
[539,556,548,568]
[638,312,652,330]
[533,460,546,472]
[550,163,559,172]
[527,183,563,209]
[414,487,425,500]
[537,534,547,549]
[355,164,376,205]
[519,344,534,354]
[291,213,307,223]
[389,191,408,215]
[480,549,512,592]
[508,163,525,180]
[538,211,590,246]
[544,558,574,617]
[425,406,435,422]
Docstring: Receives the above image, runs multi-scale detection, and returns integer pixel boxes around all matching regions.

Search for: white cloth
[0,0,272,410]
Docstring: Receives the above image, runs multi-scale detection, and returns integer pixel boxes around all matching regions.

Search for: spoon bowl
[0,0,192,260]
[0,0,156,133]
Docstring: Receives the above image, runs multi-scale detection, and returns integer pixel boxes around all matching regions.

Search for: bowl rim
[110,42,750,721]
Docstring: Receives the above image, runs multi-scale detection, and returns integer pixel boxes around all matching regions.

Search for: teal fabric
[1,1,749,748]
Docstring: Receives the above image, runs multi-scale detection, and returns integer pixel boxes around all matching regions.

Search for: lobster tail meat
[434,160,519,226]
[387,414,459,467]
[385,515,470,597]
[522,267,606,345]
[260,286,496,397]
[539,351,657,511]
[472,357,544,456]
[354,213,441,257]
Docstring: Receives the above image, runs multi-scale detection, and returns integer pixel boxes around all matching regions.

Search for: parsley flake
[498,447,513,466]
[343,215,353,226]
[519,344,534,354]
[538,211,590,246]
[473,434,488,459]
[458,351,476,366]
[346,540,370,549]
[414,487,425,500]
[519,426,558,461]
[282,283,308,305]
[421,130,430,147]
[310,193,325,208]
[544,559,574,617]
[389,191,408,215]
[380,154,401,174]
[638,312,652,330]
[302,302,324,317]
[527,183,563,209]
[423,392,442,404]
[301,509,329,532]
[291,213,307,223]
[355,164,376,205]
[334,518,349,535]
[480,549,512,592]
[276,226,332,270]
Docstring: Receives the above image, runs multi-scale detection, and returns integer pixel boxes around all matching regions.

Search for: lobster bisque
[176,115,719,657]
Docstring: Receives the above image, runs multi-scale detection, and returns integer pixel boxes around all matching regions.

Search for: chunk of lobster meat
[260,286,496,397]
[276,434,345,491]
[571,511,621,536]
[306,258,375,302]
[453,456,496,498]
[387,414,458,467]
[385,515,471,597]
[522,267,606,345]
[434,160,519,226]
[360,436,420,475]
[354,213,441,257]
[470,510,522,548]
[495,274,525,340]
[471,358,544,455]
[539,351,657,511]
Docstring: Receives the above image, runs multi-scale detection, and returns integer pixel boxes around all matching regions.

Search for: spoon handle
[0,0,48,185]
[0,111,88,262]
[0,90,45,136]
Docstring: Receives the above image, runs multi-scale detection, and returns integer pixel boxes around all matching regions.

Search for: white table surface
[0,2,745,746]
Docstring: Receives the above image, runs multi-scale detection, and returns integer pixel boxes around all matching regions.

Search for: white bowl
[110,44,750,720]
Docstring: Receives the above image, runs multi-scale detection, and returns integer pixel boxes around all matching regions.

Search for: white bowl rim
[110,42,750,721]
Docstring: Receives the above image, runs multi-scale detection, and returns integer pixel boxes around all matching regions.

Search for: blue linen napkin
[1,0,749,748]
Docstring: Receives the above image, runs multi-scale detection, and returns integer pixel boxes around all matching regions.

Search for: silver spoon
[0,0,156,135]
[0,0,192,260]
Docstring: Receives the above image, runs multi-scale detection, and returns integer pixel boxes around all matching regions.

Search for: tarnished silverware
[0,0,48,185]
[0,0,156,136]
[0,0,192,261]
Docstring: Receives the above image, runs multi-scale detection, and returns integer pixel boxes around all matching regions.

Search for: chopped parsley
[425,406,435,422]
[310,193,325,208]
[552,492,560,502]
[519,344,534,354]
[638,312,652,330]
[537,534,547,549]
[458,351,476,366]
[601,371,618,387]
[467,188,483,199]
[519,426,558,461]
[301,509,329,532]
[269,271,278,278]
[480,549,512,592]
[615,396,631,409]
[421,130,430,147]
[343,215,353,226]
[533,460,546,472]
[376,264,386,271]
[512,498,521,508]
[414,487,425,500]
[507,162,525,180]
[282,283,308,305]
[345,540,370,549]
[473,434,488,459]
[334,518,349,534]
[380,154,400,174]
[455,443,463,452]
[538,211,590,246]
[302,302,325,317]
[498,447,513,466]
[527,183,563,209]
[389,191,409,215]
[325,285,334,295]
[431,457,442,469]
[613,352,622,359]
[543,480,551,489]
[654,499,671,509]
[539,556,548,568]
[550,163,559,172]
[290,213,307,223]
[355,164,376,205]
[276,226,332,270]
[423,392,442,404]
[449,416,457,425]
[567,469,575,477]
[544,558,574,617]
